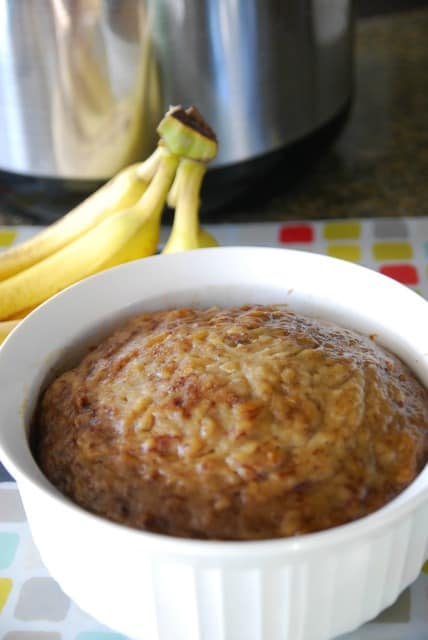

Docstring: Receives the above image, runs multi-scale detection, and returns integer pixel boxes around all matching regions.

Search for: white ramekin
[1,247,428,640]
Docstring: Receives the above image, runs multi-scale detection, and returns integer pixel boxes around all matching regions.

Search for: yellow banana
[198,228,219,248]
[0,150,178,320]
[8,306,37,320]
[0,106,219,320]
[0,320,19,345]
[162,158,218,254]
[0,148,163,281]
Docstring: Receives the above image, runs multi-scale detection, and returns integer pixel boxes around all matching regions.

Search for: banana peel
[0,150,178,320]
[0,105,219,320]
[198,228,219,248]
[0,320,19,345]
[0,163,145,281]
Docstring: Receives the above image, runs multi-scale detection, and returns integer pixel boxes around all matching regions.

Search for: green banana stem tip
[158,105,218,162]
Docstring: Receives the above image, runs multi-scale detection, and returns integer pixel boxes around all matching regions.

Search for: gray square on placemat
[374,219,409,238]
[14,577,70,621]
[3,634,62,640]
[0,487,26,522]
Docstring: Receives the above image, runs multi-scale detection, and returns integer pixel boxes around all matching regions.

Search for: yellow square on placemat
[373,241,413,260]
[0,230,17,247]
[327,244,361,262]
[324,222,361,240]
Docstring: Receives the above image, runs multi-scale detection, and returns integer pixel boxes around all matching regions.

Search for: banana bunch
[0,106,218,343]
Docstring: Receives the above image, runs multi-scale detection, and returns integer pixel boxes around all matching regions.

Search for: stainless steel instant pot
[0,0,353,216]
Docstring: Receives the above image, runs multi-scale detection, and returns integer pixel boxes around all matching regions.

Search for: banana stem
[162,159,206,253]
[158,106,218,161]
[136,145,164,182]
[133,148,179,223]
[167,158,187,209]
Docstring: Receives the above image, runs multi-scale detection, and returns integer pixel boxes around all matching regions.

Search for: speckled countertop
[275,7,428,222]
[1,7,428,226]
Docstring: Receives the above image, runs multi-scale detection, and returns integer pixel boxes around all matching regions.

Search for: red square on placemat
[379,264,419,285]
[278,224,314,243]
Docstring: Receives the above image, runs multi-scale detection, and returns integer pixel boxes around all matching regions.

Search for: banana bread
[33,305,428,539]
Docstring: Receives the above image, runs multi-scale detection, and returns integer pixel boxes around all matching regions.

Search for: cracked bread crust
[34,305,428,540]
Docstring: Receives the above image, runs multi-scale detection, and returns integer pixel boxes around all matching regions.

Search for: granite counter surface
[1,8,428,225]
[272,7,428,222]
[225,7,428,223]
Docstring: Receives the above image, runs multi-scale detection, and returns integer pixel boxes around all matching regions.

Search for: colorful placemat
[1,217,428,640]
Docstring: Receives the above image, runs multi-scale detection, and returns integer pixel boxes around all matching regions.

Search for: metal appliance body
[0,0,353,180]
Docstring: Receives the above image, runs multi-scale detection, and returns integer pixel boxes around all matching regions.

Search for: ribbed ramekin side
[400,501,428,586]
[172,502,428,640]
[20,476,428,640]
[308,502,428,639]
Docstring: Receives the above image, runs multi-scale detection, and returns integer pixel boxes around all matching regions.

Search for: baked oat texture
[34,305,428,540]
